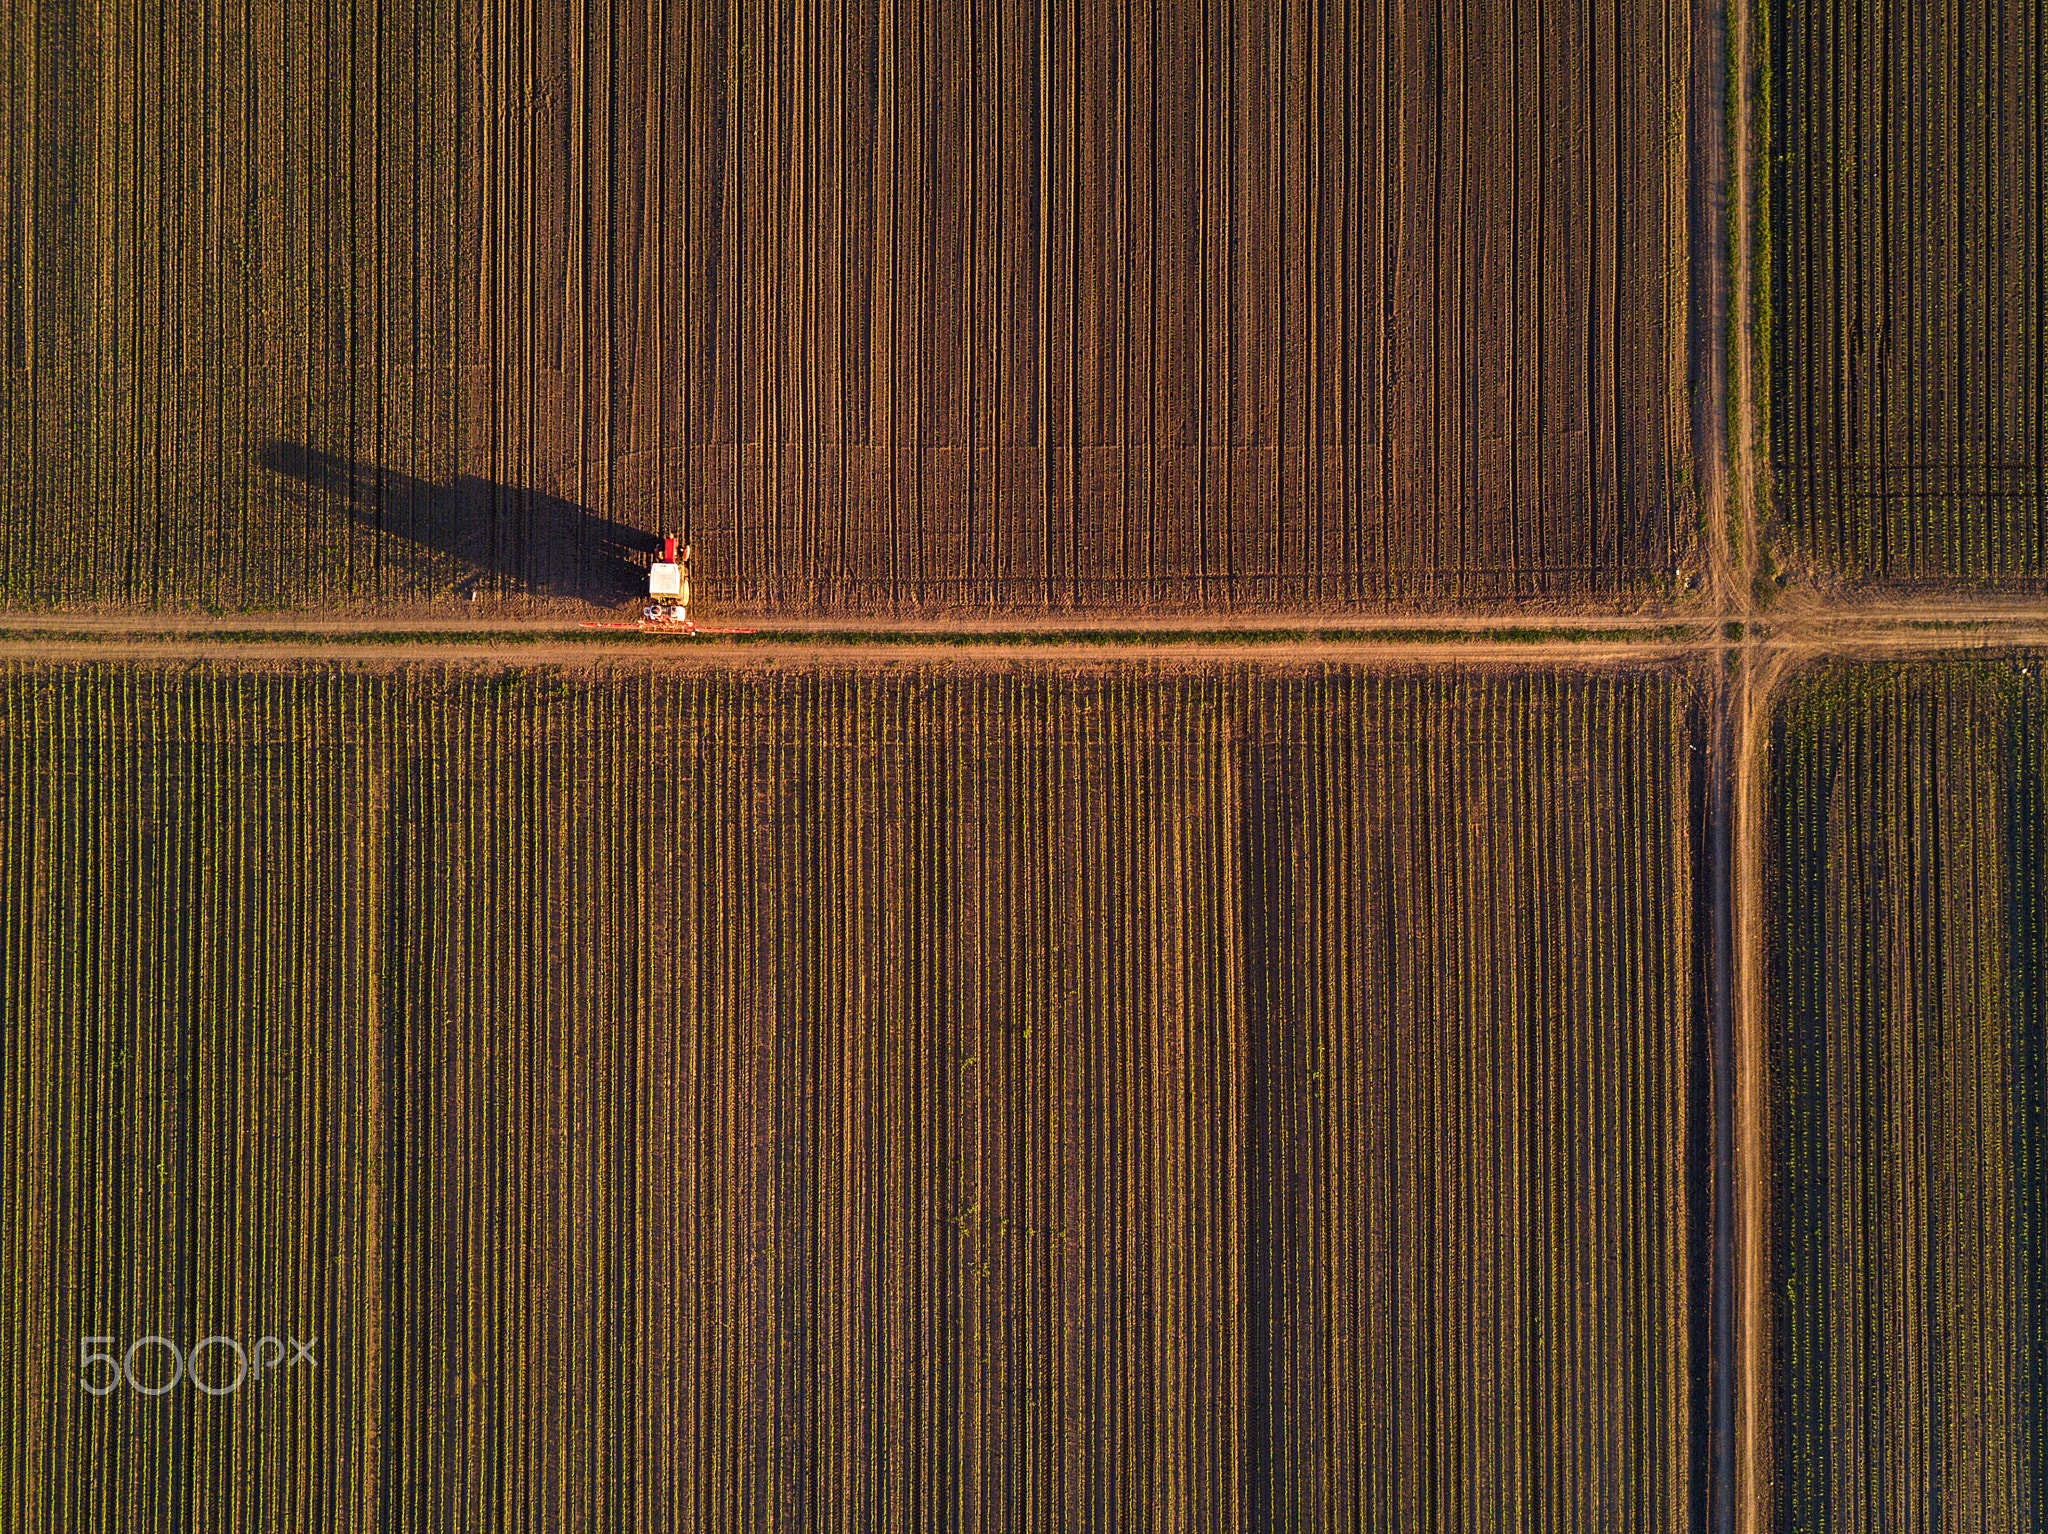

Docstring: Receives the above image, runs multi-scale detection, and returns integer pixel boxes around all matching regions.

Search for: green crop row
[1768,659,2048,1532]
[0,662,1704,1531]
[1767,0,2048,581]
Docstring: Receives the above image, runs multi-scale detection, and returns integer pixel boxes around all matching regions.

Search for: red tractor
[645,536,691,623]
[579,537,751,635]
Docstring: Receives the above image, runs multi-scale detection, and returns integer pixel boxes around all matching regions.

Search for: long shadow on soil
[257,441,654,603]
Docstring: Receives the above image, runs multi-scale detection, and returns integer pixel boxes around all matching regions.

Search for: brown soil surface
[0,636,1707,669]
[12,0,1693,611]
[0,607,1714,636]
[4,594,2045,658]
[1731,647,1786,1534]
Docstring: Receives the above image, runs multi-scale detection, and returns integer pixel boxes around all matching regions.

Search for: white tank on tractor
[646,537,691,624]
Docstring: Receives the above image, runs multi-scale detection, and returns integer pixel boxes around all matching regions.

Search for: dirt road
[0,595,2039,662]
[0,635,1713,669]
[0,607,1716,638]
[1731,646,1792,1534]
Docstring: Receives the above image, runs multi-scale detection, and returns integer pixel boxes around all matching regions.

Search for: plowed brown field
[7,0,1693,612]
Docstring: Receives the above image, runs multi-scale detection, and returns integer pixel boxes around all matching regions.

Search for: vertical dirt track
[1732,643,1781,1534]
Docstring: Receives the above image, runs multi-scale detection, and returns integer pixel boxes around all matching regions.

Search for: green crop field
[1767,660,2048,1531]
[1766,0,2048,582]
[0,662,1705,1530]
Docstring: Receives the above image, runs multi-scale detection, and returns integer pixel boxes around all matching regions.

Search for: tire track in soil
[1731,642,1788,1534]
[14,597,2048,650]
[1723,0,1767,1513]
[1698,0,1766,1513]
[0,638,1720,668]
[1705,648,1736,1534]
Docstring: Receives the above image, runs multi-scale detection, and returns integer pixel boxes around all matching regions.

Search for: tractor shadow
[256,441,654,603]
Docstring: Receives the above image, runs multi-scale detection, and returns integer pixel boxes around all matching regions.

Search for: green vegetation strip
[1768,660,2048,1532]
[0,623,1711,650]
[0,664,1705,1529]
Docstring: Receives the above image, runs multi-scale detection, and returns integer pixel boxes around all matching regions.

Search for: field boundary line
[0,637,1725,668]
[8,601,2048,662]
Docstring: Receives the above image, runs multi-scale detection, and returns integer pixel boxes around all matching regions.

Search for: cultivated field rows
[9,651,2048,1530]
[4,0,1693,610]
[1767,0,2048,582]
[0,662,1703,1531]
[1765,660,2048,1533]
